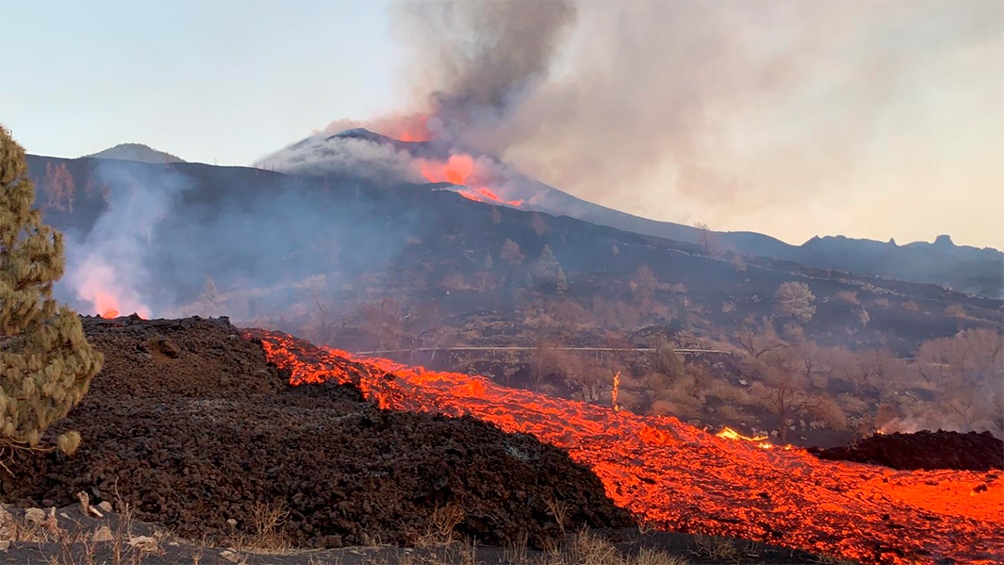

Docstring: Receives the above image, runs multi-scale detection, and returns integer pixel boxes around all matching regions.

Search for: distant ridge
[84,143,185,164]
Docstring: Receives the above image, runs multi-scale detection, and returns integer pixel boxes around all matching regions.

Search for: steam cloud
[63,162,192,318]
[54,159,420,324]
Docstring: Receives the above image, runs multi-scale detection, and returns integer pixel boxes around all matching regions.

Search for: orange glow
[246,329,1004,565]
[612,371,621,412]
[95,291,120,319]
[381,114,431,142]
[419,154,524,207]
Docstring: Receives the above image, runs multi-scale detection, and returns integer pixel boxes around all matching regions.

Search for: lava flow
[419,154,523,207]
[247,329,1004,565]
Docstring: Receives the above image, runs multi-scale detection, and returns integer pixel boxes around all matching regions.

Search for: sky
[1,0,1002,250]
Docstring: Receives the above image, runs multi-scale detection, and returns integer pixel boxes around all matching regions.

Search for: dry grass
[0,495,160,565]
[416,503,467,548]
[225,500,292,554]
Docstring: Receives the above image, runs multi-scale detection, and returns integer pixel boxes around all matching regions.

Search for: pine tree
[0,126,103,454]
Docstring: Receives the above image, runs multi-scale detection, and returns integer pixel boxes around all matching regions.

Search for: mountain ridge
[258,129,1004,298]
[84,143,186,164]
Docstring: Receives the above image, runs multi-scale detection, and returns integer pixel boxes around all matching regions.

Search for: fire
[716,426,773,449]
[94,291,120,319]
[612,371,621,412]
[246,329,1004,565]
[419,154,524,207]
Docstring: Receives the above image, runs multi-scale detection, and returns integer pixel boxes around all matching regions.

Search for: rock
[220,549,240,562]
[23,508,45,526]
[226,518,237,528]
[157,337,181,358]
[0,505,12,541]
[98,501,113,513]
[128,535,159,552]
[92,526,114,542]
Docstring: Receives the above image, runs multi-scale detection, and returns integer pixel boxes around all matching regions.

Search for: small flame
[612,371,621,412]
[716,426,773,449]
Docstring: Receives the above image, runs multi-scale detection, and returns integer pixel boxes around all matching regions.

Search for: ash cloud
[393,0,577,145]
[383,0,1003,246]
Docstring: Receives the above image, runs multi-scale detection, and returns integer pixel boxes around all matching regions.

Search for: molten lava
[419,154,523,207]
[247,329,1004,565]
[716,426,774,449]
[94,291,120,319]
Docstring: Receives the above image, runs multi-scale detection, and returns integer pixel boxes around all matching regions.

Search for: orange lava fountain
[247,329,1004,565]
[419,154,523,207]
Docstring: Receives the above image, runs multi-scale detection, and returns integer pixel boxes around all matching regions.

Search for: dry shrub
[712,404,746,423]
[705,380,748,404]
[811,398,849,430]
[418,503,466,547]
[560,529,619,565]
[836,291,860,305]
[691,534,741,561]
[228,500,291,553]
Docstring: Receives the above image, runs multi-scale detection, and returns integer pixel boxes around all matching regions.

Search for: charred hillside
[26,153,1002,356]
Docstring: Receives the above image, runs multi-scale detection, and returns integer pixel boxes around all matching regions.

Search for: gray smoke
[386,0,1003,244]
[61,162,193,318]
[393,0,577,146]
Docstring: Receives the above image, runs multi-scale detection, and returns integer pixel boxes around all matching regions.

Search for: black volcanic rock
[2,316,632,548]
[808,430,1004,471]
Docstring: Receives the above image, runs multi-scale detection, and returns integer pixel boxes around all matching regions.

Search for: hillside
[84,143,186,164]
[22,153,1004,446]
[261,129,1004,298]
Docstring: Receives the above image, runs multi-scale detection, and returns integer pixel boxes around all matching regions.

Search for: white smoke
[62,161,192,318]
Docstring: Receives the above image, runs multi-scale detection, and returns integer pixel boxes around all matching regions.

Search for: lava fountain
[247,329,1004,565]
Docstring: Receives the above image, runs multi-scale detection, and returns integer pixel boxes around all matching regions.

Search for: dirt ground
[1,502,832,565]
[1,315,630,551]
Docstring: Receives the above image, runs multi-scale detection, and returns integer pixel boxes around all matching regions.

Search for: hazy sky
[1,0,1002,250]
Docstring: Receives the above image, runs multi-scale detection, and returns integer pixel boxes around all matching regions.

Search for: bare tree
[915,329,1003,430]
[735,317,788,359]
[43,162,76,212]
[756,347,820,442]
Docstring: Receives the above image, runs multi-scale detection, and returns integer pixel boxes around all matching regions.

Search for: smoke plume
[365,0,1002,246]
[62,161,192,318]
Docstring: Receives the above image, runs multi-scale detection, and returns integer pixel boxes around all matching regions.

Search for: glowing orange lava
[246,330,1004,565]
[419,154,523,207]
[94,291,120,319]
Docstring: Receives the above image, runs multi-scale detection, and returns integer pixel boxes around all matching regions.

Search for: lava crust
[807,430,1004,471]
[1,316,631,548]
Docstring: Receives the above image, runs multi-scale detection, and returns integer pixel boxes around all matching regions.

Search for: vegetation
[0,126,102,459]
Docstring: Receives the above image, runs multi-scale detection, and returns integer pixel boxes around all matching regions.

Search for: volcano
[260,128,1004,298]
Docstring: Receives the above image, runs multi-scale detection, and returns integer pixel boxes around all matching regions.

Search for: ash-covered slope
[2,316,631,548]
[261,129,1004,297]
